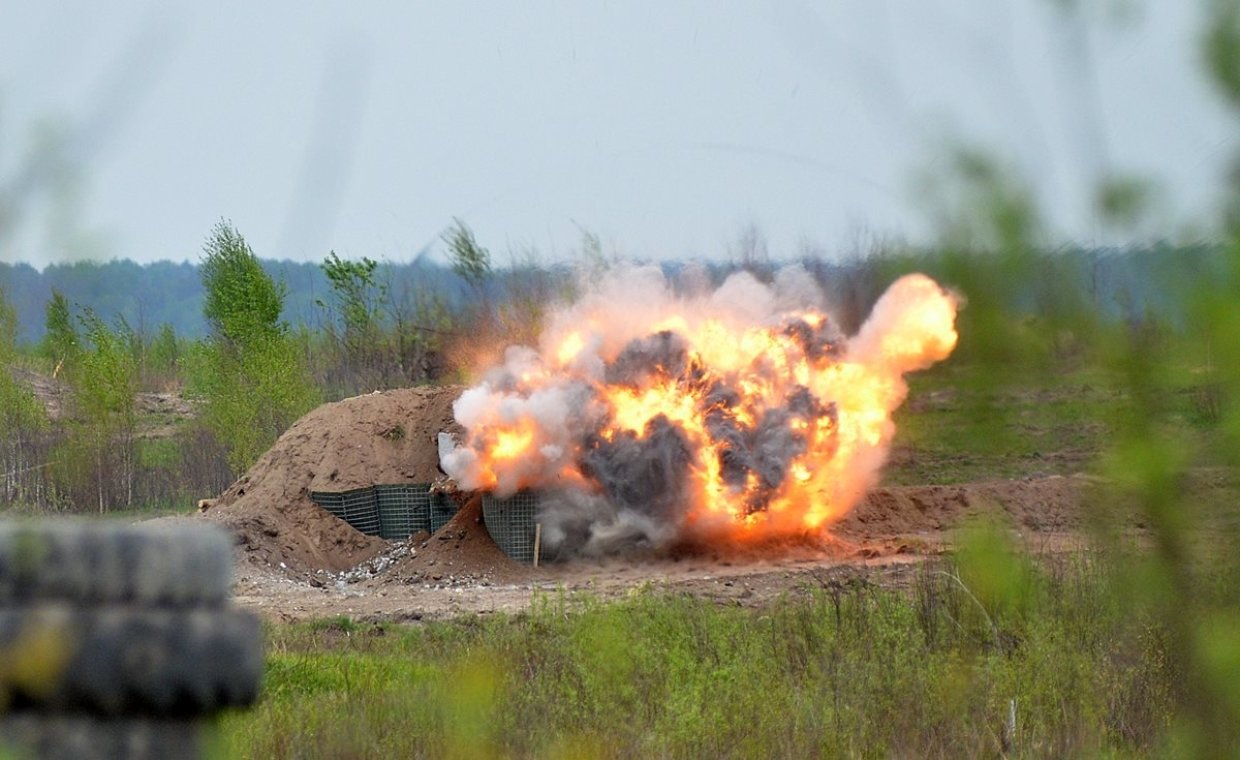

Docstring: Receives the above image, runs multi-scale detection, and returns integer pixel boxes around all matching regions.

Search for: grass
[0,500,197,520]
[207,339,1240,759]
[884,359,1227,486]
[214,550,1193,759]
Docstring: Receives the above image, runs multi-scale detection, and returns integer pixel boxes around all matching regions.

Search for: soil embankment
[202,386,464,574]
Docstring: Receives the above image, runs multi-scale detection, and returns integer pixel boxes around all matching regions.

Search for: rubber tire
[0,713,202,760]
[0,604,262,716]
[0,521,232,607]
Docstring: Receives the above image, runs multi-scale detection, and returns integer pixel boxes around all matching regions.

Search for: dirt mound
[838,475,1091,541]
[203,385,464,575]
[375,495,544,587]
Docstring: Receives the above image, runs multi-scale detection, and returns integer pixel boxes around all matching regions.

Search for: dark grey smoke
[783,316,843,361]
[579,415,693,523]
[705,400,752,488]
[536,488,675,559]
[750,409,804,489]
[604,330,690,387]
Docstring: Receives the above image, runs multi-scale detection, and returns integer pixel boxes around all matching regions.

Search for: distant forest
[0,241,1223,344]
[0,233,1228,516]
[0,258,477,344]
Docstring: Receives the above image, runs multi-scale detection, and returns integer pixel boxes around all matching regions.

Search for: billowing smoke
[440,264,959,557]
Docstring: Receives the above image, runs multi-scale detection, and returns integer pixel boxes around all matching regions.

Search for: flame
[443,271,959,542]
[556,332,585,366]
[492,427,535,460]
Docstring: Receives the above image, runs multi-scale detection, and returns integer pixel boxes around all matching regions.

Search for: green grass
[209,344,1240,759]
[135,438,182,470]
[884,360,1226,486]
[215,551,1199,759]
[0,501,198,520]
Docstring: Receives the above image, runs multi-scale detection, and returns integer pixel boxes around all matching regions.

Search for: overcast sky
[0,1,1234,269]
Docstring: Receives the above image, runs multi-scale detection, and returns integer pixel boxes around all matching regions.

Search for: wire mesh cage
[310,490,348,521]
[481,491,540,564]
[374,484,432,540]
[310,487,381,537]
[429,491,461,535]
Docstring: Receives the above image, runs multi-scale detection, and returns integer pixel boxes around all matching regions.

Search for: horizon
[0,234,1228,275]
[0,240,1218,347]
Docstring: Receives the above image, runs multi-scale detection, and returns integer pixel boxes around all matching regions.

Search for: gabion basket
[374,484,432,540]
[481,491,540,564]
[310,487,381,537]
[429,492,462,535]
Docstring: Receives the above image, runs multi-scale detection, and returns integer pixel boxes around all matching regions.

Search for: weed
[221,560,1191,758]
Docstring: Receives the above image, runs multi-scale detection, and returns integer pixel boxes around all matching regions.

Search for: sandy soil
[222,470,1104,624]
[230,528,1093,625]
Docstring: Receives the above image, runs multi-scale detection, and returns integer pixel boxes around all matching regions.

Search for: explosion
[440,265,958,556]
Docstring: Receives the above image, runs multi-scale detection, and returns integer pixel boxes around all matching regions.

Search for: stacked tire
[0,521,263,760]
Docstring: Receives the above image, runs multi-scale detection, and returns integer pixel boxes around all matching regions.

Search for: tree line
[0,214,1227,515]
[0,238,1217,346]
[0,254,477,345]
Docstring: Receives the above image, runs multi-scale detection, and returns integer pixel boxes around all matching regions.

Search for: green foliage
[318,251,385,342]
[0,287,32,377]
[135,438,180,471]
[918,146,1043,253]
[305,250,459,395]
[444,218,492,288]
[186,222,317,474]
[40,289,77,373]
[186,325,317,475]
[146,322,181,382]
[72,310,137,427]
[1203,0,1240,110]
[200,220,286,347]
[17,290,215,513]
[0,285,46,435]
[387,281,456,383]
[0,376,45,441]
[879,13,1240,749]
[1096,173,1158,232]
[316,250,388,371]
[952,519,1039,640]
[53,309,139,512]
[221,575,1182,758]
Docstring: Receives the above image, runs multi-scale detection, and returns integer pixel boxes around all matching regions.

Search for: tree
[146,322,180,388]
[0,284,47,504]
[442,218,496,348]
[315,251,398,394]
[444,218,492,292]
[42,289,78,377]
[200,222,285,349]
[317,251,386,361]
[730,221,771,276]
[67,310,138,511]
[186,221,317,473]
